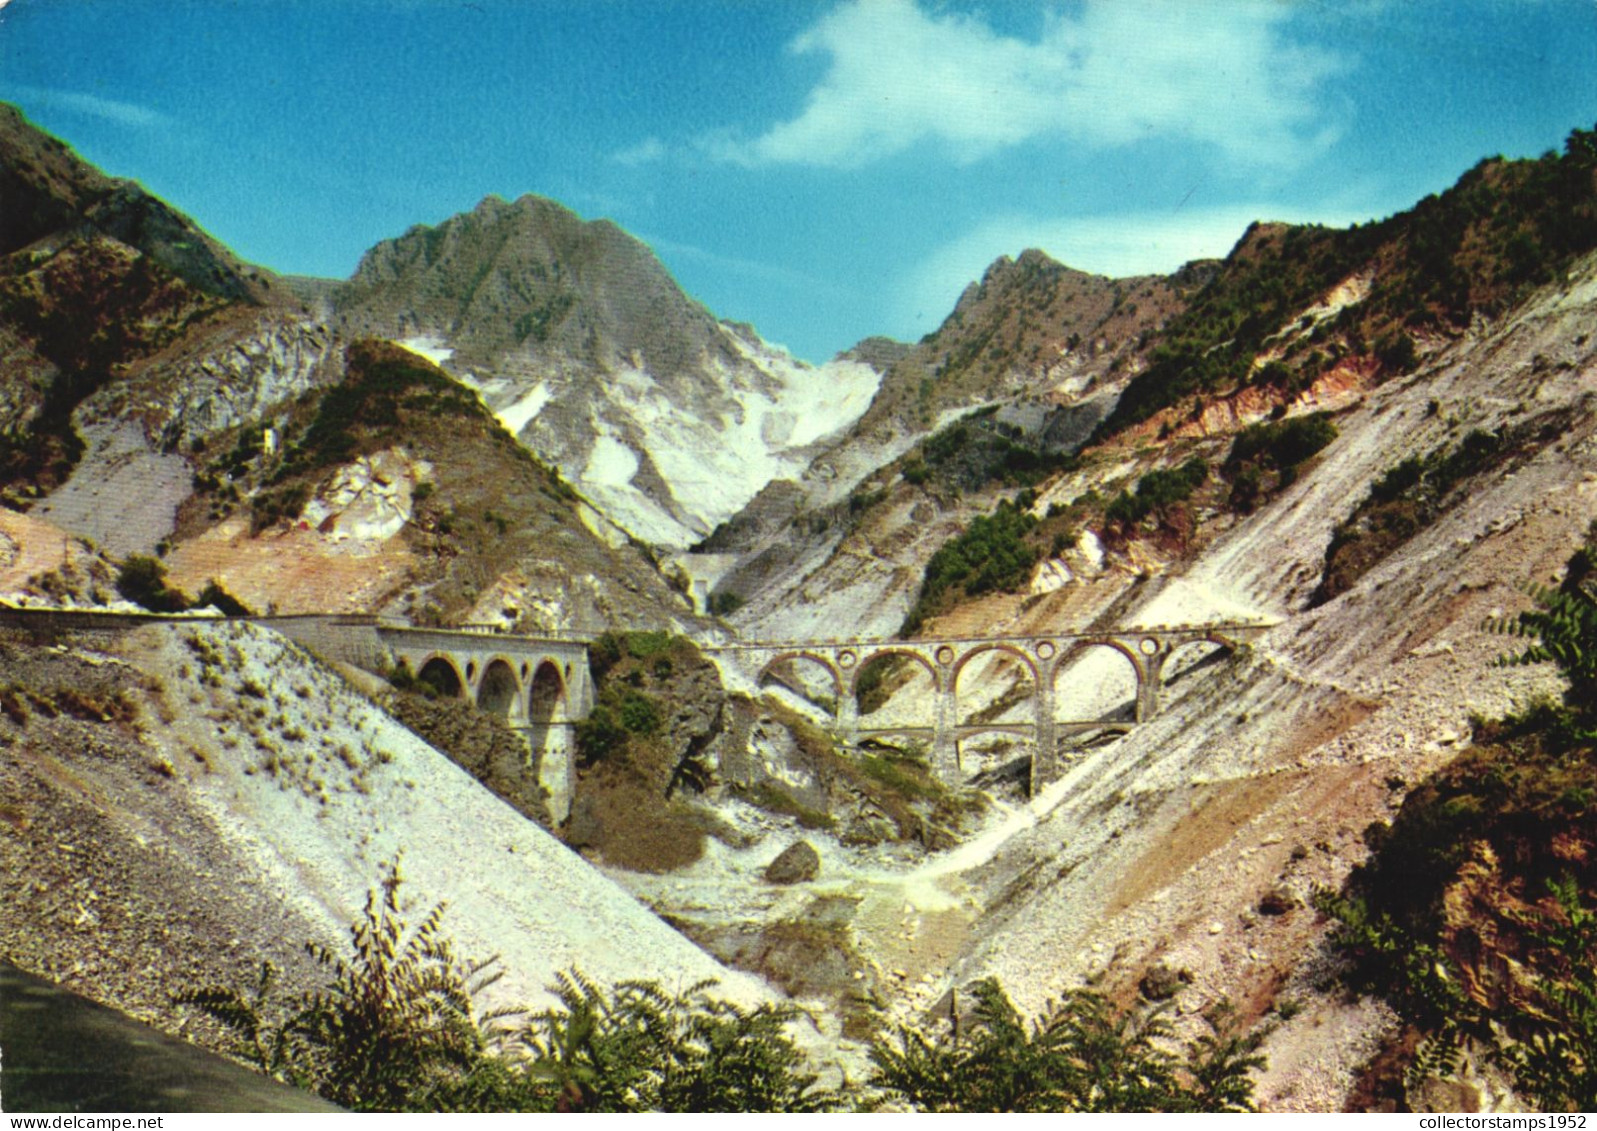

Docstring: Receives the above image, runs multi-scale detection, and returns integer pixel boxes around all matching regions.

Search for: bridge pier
[932,687,959,782]
[1033,679,1058,793]
[837,694,859,749]
[518,722,576,825]
[1133,643,1172,723]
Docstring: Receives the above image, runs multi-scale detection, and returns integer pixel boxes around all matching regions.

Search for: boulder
[763,840,820,885]
[1257,886,1299,916]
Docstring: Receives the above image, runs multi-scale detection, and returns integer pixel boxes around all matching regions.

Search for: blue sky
[2,0,1595,362]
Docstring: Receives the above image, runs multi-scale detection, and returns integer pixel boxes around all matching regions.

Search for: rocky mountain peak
[330,194,882,549]
[835,246,1190,447]
[334,191,728,377]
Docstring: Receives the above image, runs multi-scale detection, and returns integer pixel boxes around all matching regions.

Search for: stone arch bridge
[705,622,1270,787]
[253,616,594,821]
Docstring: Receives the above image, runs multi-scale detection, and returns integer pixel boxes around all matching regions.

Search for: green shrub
[250,482,311,534]
[575,704,627,763]
[850,486,888,513]
[902,502,1039,634]
[1225,414,1338,474]
[1104,458,1208,528]
[178,865,834,1112]
[590,632,624,680]
[708,591,743,617]
[514,971,836,1112]
[177,858,508,1111]
[1376,330,1419,372]
[1489,521,1597,742]
[618,689,661,736]
[115,554,190,612]
[1222,415,1337,513]
[194,579,252,616]
[623,630,673,660]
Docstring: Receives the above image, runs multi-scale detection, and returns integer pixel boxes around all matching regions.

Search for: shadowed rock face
[0,104,287,500]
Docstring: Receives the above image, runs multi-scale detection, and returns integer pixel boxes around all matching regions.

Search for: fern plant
[1403,1028,1465,1097]
[868,978,1268,1112]
[1489,522,1597,742]
[175,960,321,1089]
[296,858,513,1110]
[516,970,836,1112]
[177,856,512,1111]
[1311,887,1472,1027]
[1492,876,1597,1111]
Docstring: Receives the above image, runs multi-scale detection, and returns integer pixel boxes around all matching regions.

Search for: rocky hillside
[327,194,881,548]
[165,338,698,632]
[0,617,773,1044]
[703,131,1597,649]
[0,104,270,305]
[0,104,333,541]
[693,248,1201,639]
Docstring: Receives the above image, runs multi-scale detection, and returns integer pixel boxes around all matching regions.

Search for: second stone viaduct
[705,622,1270,786]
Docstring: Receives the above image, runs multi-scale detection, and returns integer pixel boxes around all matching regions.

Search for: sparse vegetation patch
[1317,526,1597,1110]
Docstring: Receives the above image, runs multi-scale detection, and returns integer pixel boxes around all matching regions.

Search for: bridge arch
[528,659,565,723]
[1050,639,1141,725]
[756,651,844,716]
[1165,637,1230,680]
[850,647,940,737]
[477,657,521,721]
[852,647,941,700]
[949,644,1040,765]
[949,642,1039,692]
[417,655,465,699]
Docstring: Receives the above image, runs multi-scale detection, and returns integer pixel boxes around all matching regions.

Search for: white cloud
[7,84,172,129]
[893,202,1379,336]
[715,0,1342,170]
[613,136,667,166]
